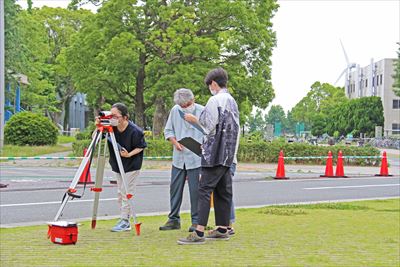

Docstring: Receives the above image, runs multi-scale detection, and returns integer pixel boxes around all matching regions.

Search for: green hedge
[73,138,380,165]
[72,138,173,158]
[238,139,380,166]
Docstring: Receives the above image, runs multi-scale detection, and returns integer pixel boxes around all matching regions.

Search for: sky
[17,0,400,113]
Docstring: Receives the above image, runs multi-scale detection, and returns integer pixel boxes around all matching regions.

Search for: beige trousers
[114,170,140,219]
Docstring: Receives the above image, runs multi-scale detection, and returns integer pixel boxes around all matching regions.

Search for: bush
[75,122,96,140]
[4,112,58,146]
[73,136,380,166]
[237,139,380,166]
[72,137,173,157]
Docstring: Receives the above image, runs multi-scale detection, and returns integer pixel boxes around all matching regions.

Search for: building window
[365,79,368,87]
[393,99,400,109]
[380,74,383,85]
[392,123,400,135]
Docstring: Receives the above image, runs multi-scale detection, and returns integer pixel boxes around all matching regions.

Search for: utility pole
[0,0,5,150]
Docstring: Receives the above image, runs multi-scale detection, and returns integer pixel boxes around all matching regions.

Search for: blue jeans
[229,163,236,223]
[168,165,200,225]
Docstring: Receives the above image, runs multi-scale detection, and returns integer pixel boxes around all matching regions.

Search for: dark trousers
[168,165,200,224]
[198,165,232,227]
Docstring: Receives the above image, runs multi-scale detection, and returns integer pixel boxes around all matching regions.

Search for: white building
[346,58,399,136]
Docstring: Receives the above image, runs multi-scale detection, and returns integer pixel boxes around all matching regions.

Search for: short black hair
[112,102,129,118]
[204,67,228,87]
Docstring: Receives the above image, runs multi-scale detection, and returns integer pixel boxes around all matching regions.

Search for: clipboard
[178,137,202,156]
[178,110,206,134]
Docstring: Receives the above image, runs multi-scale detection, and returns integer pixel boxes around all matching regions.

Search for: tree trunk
[135,52,146,128]
[152,96,168,138]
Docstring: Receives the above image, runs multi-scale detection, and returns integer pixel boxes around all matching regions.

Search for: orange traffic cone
[78,148,94,184]
[375,151,392,176]
[274,150,289,179]
[135,223,142,236]
[335,150,347,178]
[320,151,334,177]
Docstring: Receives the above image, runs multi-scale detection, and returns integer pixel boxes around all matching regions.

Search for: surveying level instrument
[52,111,141,236]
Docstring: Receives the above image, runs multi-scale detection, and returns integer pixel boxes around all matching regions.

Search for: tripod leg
[109,132,141,235]
[54,130,102,221]
[91,133,108,229]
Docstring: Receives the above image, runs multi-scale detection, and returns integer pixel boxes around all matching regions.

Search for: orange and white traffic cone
[274,150,289,179]
[320,151,334,177]
[335,150,347,178]
[78,148,94,184]
[375,151,392,177]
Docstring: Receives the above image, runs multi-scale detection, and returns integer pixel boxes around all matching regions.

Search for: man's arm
[185,98,218,135]
[120,147,144,158]
[164,107,183,151]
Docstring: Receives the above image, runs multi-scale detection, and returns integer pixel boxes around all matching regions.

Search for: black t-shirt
[108,121,147,173]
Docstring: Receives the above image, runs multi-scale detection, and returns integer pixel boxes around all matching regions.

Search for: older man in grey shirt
[159,88,204,232]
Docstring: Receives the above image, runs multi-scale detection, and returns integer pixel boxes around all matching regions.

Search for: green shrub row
[72,138,173,158]
[238,139,381,166]
[73,138,380,166]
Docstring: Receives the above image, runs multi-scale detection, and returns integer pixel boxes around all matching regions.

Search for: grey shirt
[164,103,205,170]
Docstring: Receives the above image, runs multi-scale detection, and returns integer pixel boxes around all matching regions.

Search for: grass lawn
[0,199,399,267]
[0,144,71,157]
[57,135,76,144]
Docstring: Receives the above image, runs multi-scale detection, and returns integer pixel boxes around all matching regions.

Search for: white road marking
[257,176,399,183]
[304,184,400,190]
[0,198,117,207]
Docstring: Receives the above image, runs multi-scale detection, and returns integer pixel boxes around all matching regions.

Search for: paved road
[1,166,399,227]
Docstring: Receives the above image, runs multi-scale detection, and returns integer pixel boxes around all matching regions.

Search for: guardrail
[0,156,172,160]
[283,156,381,160]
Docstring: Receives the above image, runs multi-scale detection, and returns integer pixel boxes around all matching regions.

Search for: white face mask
[110,118,119,126]
[182,104,195,113]
[209,88,217,96]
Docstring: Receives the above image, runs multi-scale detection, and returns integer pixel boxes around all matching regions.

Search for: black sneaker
[228,227,235,235]
[205,228,230,240]
[177,231,205,245]
[188,224,198,232]
[159,220,181,230]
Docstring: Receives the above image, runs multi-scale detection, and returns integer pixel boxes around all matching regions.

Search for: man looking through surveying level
[95,103,147,232]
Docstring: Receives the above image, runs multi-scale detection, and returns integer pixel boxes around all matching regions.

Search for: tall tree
[247,109,265,133]
[329,96,383,137]
[5,3,55,113]
[65,0,278,135]
[265,104,286,126]
[31,7,93,128]
[4,0,23,81]
[291,81,348,131]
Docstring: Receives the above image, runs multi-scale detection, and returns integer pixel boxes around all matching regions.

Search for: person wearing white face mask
[178,67,240,245]
[159,88,205,232]
[96,103,147,232]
